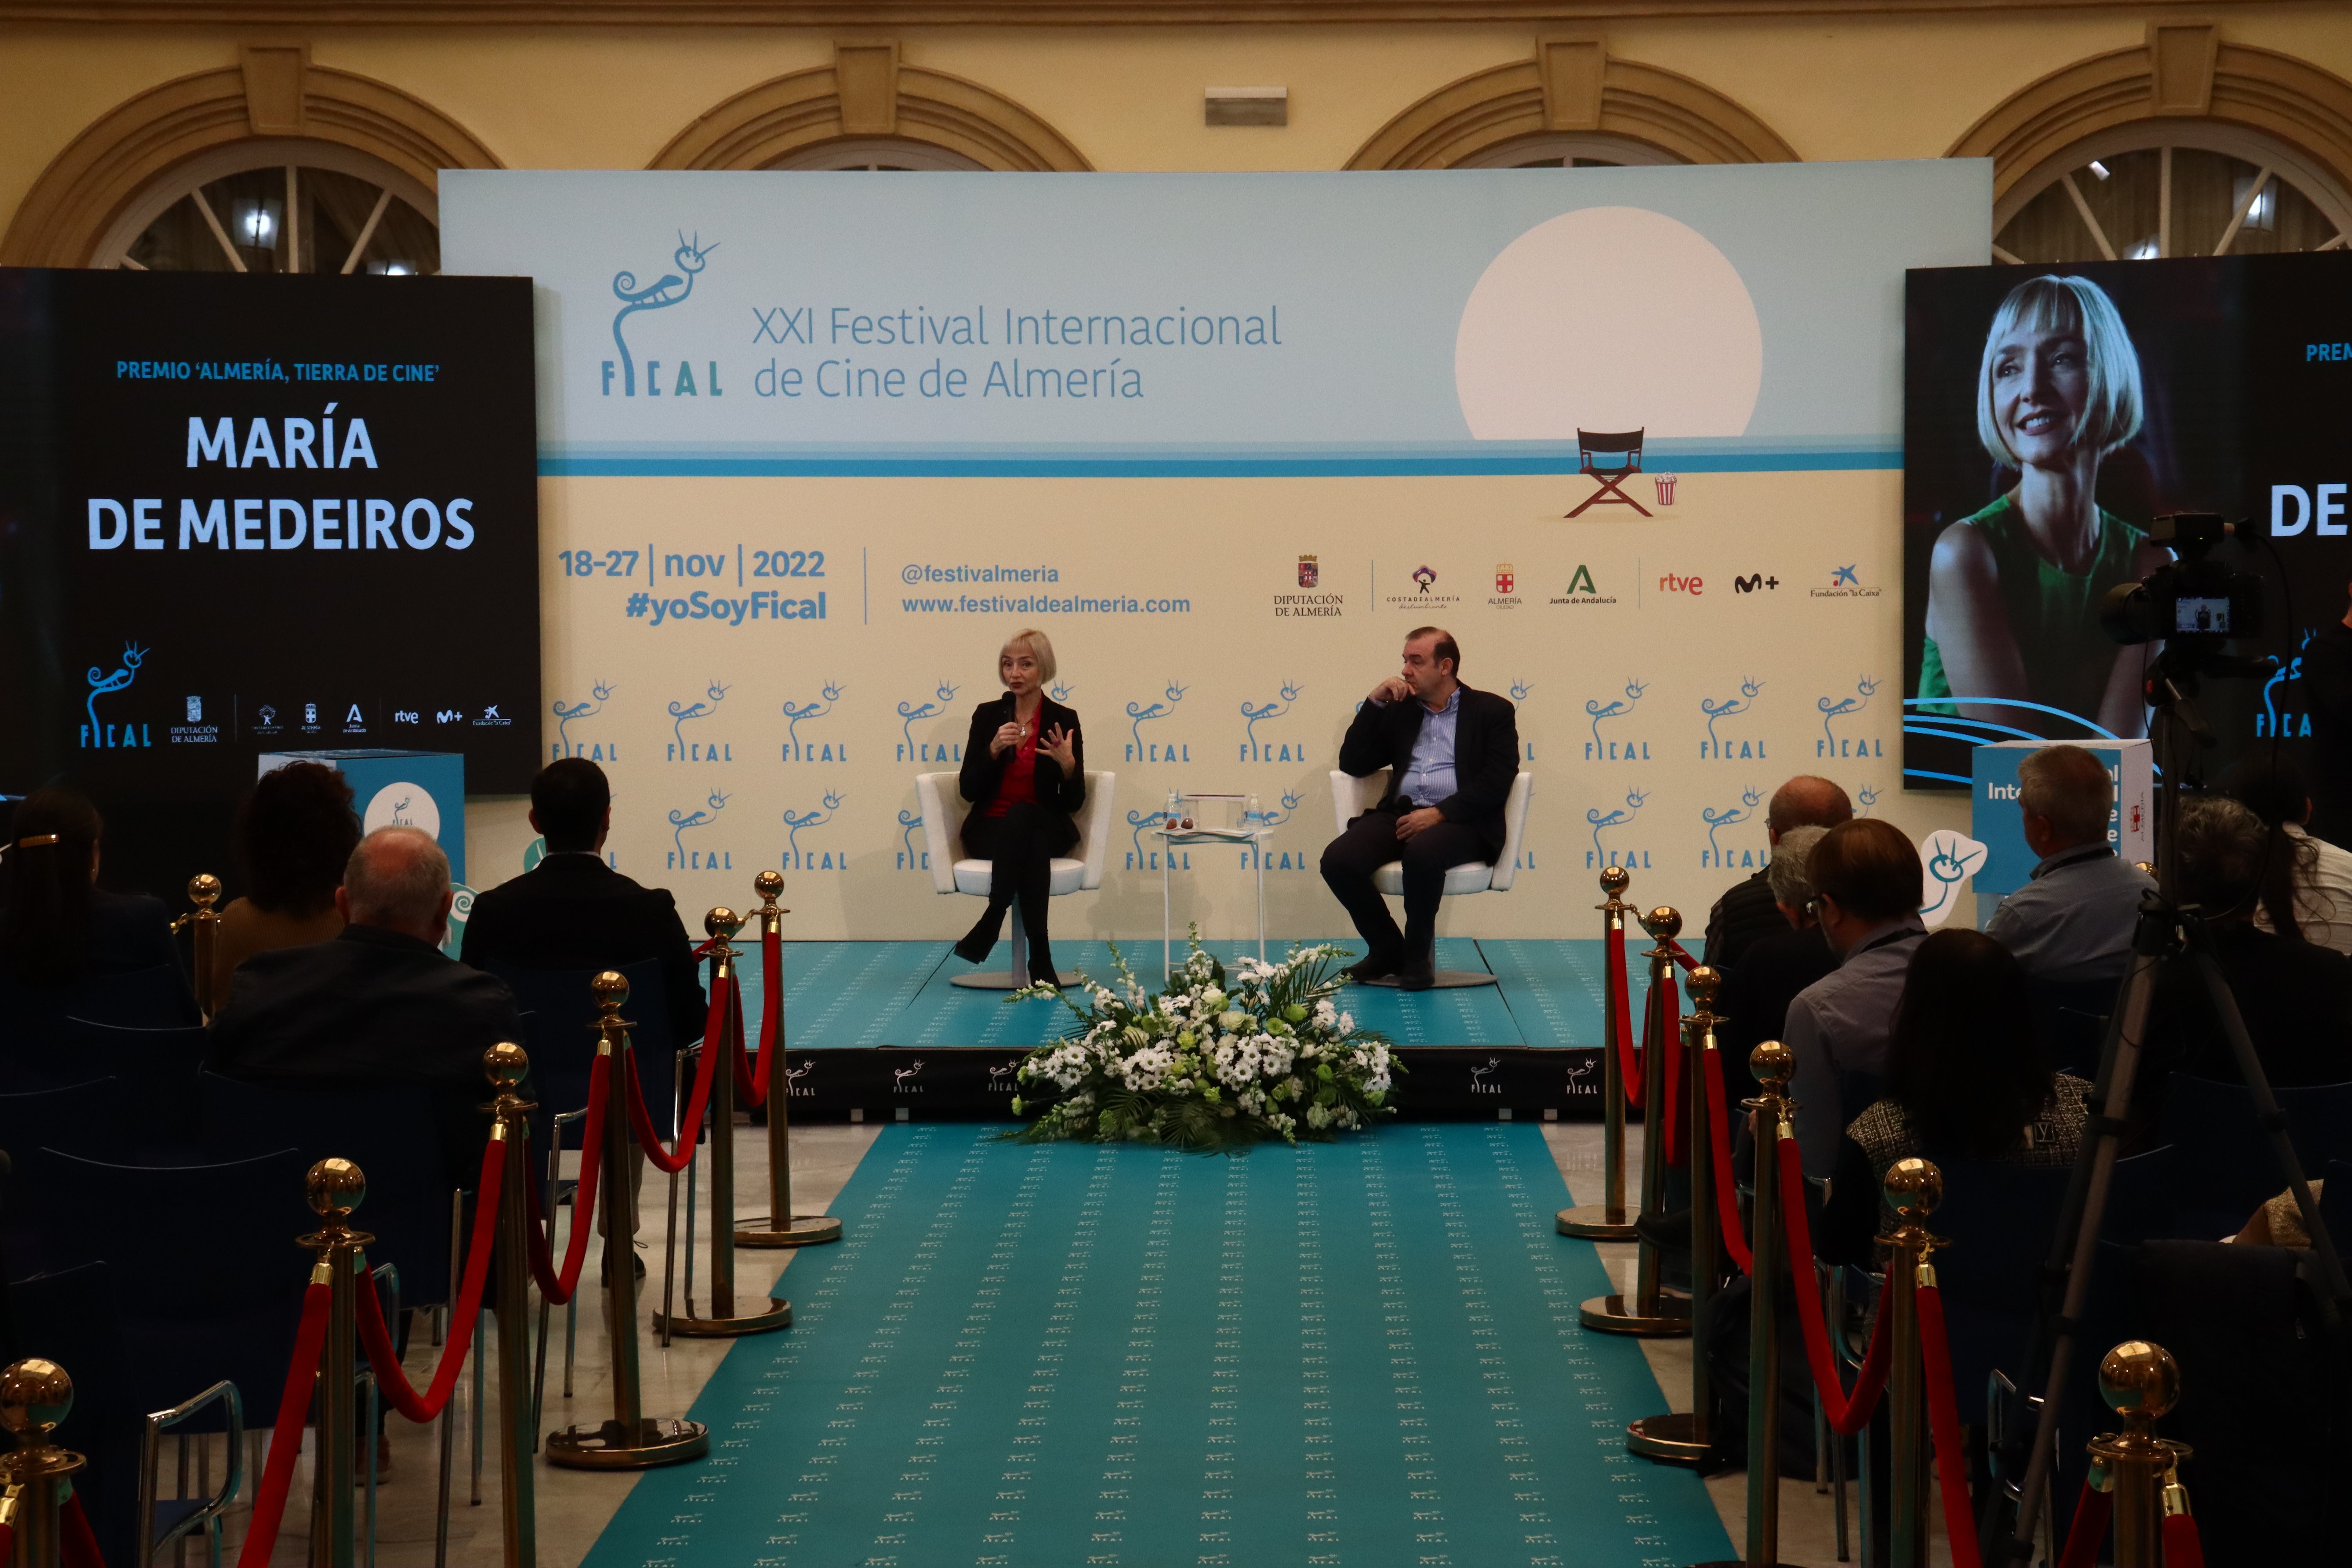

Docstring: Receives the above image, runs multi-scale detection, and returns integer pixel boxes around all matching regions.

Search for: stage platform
[704,940,1619,1124]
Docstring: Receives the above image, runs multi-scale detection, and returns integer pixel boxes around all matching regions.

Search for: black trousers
[1318,805,1489,963]
[960,802,1079,960]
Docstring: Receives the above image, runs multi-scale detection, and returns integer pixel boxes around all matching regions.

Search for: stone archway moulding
[652,43,1091,172]
[1,45,501,267]
[1346,37,1798,169]
[1947,23,2352,203]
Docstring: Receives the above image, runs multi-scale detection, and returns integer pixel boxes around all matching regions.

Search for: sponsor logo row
[1276,556,1884,615]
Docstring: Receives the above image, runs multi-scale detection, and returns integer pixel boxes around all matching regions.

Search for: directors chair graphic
[1566,428,1652,518]
[916,770,1118,989]
[1326,767,1535,988]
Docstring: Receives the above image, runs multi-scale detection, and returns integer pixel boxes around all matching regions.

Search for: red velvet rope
[759,921,781,1092]
[520,1073,608,1306]
[1702,1046,1753,1275]
[1607,923,1641,1104]
[61,1494,102,1568]
[352,1136,506,1424]
[1656,973,1684,1167]
[626,1011,724,1175]
[234,1279,333,1568]
[1776,1131,1894,1435]
[726,974,767,1110]
[2163,1509,2206,1568]
[1915,1283,1985,1568]
[1665,938,1700,972]
[2058,1483,2112,1568]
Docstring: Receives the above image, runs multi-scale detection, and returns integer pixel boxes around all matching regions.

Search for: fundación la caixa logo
[604,232,719,398]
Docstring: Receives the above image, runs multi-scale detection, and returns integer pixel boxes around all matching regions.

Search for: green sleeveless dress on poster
[1916,495,2146,724]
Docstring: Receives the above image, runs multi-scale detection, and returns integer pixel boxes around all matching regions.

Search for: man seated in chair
[1322,626,1519,990]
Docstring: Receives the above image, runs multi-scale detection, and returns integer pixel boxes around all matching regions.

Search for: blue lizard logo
[610,232,716,397]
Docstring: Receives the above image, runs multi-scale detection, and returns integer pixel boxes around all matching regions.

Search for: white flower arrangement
[1004,933,1399,1150]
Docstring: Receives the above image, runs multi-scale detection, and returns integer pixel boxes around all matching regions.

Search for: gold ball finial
[754,870,784,903]
[1883,1156,1943,1220]
[591,970,631,1011]
[1640,906,1682,941]
[1598,866,1631,898]
[1687,964,1722,1005]
[483,1041,531,1089]
[1749,1039,1794,1089]
[0,1359,74,1442]
[187,873,222,909]
[306,1157,367,1220]
[705,906,743,940]
[2098,1341,2181,1421]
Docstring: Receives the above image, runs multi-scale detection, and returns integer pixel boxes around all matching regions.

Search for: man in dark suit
[458,758,706,1046]
[1322,626,1520,990]
[209,826,520,1182]
[1700,775,1851,975]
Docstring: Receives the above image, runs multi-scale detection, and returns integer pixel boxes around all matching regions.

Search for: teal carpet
[584,1123,1731,1568]
[722,940,1603,1051]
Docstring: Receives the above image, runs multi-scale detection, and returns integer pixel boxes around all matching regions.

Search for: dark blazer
[1336,683,1521,857]
[460,853,707,1047]
[958,695,1087,818]
[209,924,524,1180]
[87,888,186,978]
[1704,870,1790,974]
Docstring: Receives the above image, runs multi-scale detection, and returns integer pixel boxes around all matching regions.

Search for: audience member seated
[1818,929,2089,1265]
[1785,818,1928,1178]
[2234,1180,2331,1247]
[210,761,362,1004]
[1702,776,1851,974]
[1715,825,1837,1104]
[2142,794,2352,1098]
[2227,753,2352,956]
[0,787,191,1011]
[209,826,522,1180]
[1983,743,2153,986]
[461,757,707,1045]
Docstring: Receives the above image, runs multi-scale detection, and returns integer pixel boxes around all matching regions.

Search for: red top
[984,726,1040,817]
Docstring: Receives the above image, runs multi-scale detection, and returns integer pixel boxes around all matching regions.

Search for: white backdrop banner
[442,164,1988,939]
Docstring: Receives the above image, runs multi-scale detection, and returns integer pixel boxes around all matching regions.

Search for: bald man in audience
[209,826,523,1180]
[1702,775,1854,973]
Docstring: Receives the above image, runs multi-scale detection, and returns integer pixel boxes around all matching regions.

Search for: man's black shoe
[1345,952,1401,983]
[1634,1206,1694,1254]
[1396,959,1437,991]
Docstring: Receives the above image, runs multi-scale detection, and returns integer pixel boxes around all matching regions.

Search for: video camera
[2097,512,2266,647]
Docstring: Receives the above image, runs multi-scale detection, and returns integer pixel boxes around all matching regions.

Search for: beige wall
[5,5,2352,237]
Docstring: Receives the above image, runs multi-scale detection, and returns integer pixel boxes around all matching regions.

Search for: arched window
[764,137,987,172]
[1448,133,1682,170]
[97,141,438,275]
[1995,125,2350,264]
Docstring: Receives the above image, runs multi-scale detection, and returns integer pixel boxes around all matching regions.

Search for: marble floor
[179,1117,1945,1566]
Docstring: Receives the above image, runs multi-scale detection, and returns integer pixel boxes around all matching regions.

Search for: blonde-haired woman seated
[953,628,1085,984]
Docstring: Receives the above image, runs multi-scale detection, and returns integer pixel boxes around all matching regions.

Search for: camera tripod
[1994,650,2352,1562]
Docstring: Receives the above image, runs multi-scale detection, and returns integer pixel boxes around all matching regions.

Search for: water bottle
[1245,793,1261,827]
[1165,788,1182,830]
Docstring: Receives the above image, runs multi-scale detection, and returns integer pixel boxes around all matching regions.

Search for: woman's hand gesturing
[1040,723,1077,771]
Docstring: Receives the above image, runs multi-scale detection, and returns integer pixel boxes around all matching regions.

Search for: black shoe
[1396,958,1436,991]
[1344,952,1401,983]
[953,912,1005,965]
[1634,1206,1694,1254]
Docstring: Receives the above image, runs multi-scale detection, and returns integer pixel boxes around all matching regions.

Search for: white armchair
[916,770,1117,989]
[1327,767,1535,987]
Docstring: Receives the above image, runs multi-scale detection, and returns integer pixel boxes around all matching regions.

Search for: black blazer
[209,923,525,1181]
[1336,683,1521,857]
[460,853,708,1047]
[958,695,1087,818]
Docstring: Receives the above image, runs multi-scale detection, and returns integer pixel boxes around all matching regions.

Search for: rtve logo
[1657,572,1703,596]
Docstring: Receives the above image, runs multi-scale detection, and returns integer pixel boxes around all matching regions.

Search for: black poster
[1901,252,2352,789]
[0,270,540,855]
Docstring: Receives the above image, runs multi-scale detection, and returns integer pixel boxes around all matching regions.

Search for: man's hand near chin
[1395,806,1446,840]
[1367,676,1413,705]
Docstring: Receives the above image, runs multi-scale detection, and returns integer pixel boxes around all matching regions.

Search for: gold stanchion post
[1580,905,1692,1338]
[736,872,842,1249]
[546,972,710,1470]
[1628,964,1725,1464]
[483,1044,538,1567]
[2086,1341,2193,1568]
[171,873,223,1020]
[1559,867,1638,1241]
[0,1358,85,1568]
[1882,1157,1946,1568]
[655,911,793,1336]
[299,1158,370,1568]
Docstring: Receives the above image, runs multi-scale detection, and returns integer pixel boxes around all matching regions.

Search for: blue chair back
[0,1079,122,1278]
[62,1017,206,1154]
[482,958,676,1145]
[199,1073,453,1306]
[1920,1157,2074,1409]
[2157,1074,2352,1240]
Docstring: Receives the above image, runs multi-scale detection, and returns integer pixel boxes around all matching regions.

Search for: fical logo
[604,231,718,398]
[782,791,846,871]
[897,681,962,764]
[782,682,848,763]
[1586,787,1651,870]
[667,787,732,871]
[80,640,149,749]
[1126,681,1191,764]
[1817,675,1885,759]
[1240,682,1306,763]
[1584,679,1650,762]
[554,680,618,761]
[1698,678,1768,762]
[668,679,732,762]
[1701,786,1766,869]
